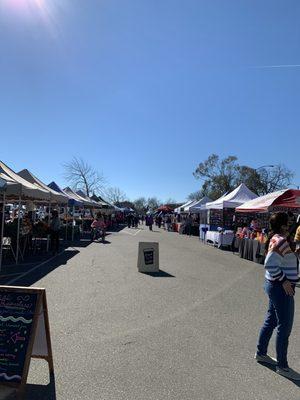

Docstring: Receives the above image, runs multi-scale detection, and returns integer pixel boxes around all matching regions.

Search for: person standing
[50,210,61,255]
[157,215,162,228]
[166,215,172,232]
[146,214,153,231]
[256,212,300,380]
[185,214,193,236]
[127,213,132,228]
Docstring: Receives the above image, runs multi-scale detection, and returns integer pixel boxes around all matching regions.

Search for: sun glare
[8,0,45,10]
[4,0,60,37]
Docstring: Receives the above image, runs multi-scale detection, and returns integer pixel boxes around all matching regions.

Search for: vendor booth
[234,189,300,263]
[18,169,68,205]
[236,189,300,214]
[202,184,257,248]
[0,161,52,268]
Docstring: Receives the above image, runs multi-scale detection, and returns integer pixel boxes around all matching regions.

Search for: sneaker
[276,367,300,380]
[255,353,277,365]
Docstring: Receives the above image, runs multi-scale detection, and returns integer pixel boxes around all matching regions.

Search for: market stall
[203,184,257,248]
[236,189,300,214]
[0,161,51,268]
[187,197,212,239]
[48,182,84,240]
[235,189,300,263]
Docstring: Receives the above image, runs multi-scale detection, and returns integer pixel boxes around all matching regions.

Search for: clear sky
[0,0,299,202]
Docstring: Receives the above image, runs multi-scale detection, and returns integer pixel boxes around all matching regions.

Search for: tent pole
[0,193,6,272]
[72,205,75,241]
[47,200,51,253]
[16,196,21,264]
[48,200,51,224]
[65,204,68,241]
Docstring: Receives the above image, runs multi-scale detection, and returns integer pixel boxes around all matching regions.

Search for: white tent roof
[174,200,194,214]
[183,199,199,212]
[76,190,102,209]
[189,196,212,213]
[0,161,50,201]
[204,184,258,210]
[18,169,68,204]
[64,187,95,207]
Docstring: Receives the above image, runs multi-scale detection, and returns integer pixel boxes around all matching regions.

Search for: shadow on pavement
[2,249,79,287]
[91,240,111,245]
[1,374,56,400]
[140,269,175,278]
[24,374,56,400]
[257,362,300,387]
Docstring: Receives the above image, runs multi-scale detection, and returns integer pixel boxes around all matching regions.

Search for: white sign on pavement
[137,242,159,273]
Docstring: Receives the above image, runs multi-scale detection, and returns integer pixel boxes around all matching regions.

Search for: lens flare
[4,0,61,37]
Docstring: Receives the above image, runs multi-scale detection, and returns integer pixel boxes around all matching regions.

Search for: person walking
[146,214,153,231]
[255,212,300,380]
[50,210,61,255]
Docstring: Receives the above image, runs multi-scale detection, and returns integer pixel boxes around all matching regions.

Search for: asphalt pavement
[1,224,300,400]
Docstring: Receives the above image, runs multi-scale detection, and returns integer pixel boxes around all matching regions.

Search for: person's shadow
[257,362,300,387]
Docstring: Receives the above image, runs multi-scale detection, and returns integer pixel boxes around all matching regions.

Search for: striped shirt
[265,234,299,283]
[295,226,300,243]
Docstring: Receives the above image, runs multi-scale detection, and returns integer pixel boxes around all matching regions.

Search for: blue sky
[0,0,299,202]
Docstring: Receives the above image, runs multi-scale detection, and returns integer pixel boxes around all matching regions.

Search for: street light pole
[254,165,275,171]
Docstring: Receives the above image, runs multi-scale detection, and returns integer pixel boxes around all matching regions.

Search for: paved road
[2,225,300,399]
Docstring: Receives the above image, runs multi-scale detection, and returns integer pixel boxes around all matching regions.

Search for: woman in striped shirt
[256,212,300,380]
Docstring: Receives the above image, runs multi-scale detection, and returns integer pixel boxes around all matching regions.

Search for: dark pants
[257,280,295,368]
[186,224,192,236]
[149,225,152,231]
[50,231,60,254]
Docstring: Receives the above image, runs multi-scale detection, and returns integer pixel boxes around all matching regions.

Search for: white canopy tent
[174,200,194,214]
[0,161,50,201]
[189,196,212,213]
[64,187,95,207]
[0,161,52,269]
[76,190,102,209]
[204,184,257,210]
[18,169,68,204]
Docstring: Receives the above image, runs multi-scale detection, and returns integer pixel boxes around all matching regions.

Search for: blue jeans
[257,280,295,368]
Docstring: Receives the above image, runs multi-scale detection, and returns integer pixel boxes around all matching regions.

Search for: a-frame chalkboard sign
[0,286,53,398]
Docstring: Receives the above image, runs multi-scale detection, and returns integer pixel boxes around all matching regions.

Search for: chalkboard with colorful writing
[0,288,38,385]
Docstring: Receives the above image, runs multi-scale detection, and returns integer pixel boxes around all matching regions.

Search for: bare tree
[254,165,294,195]
[193,154,294,198]
[105,187,127,205]
[133,197,147,213]
[63,157,105,197]
[187,190,204,201]
[147,197,161,211]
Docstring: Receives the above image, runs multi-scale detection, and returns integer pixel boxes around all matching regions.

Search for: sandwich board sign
[0,286,53,398]
[137,242,159,272]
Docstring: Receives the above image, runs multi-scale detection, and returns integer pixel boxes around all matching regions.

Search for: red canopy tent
[236,189,300,213]
[156,205,174,213]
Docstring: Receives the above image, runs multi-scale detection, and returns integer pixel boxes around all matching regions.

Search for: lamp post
[254,165,275,171]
